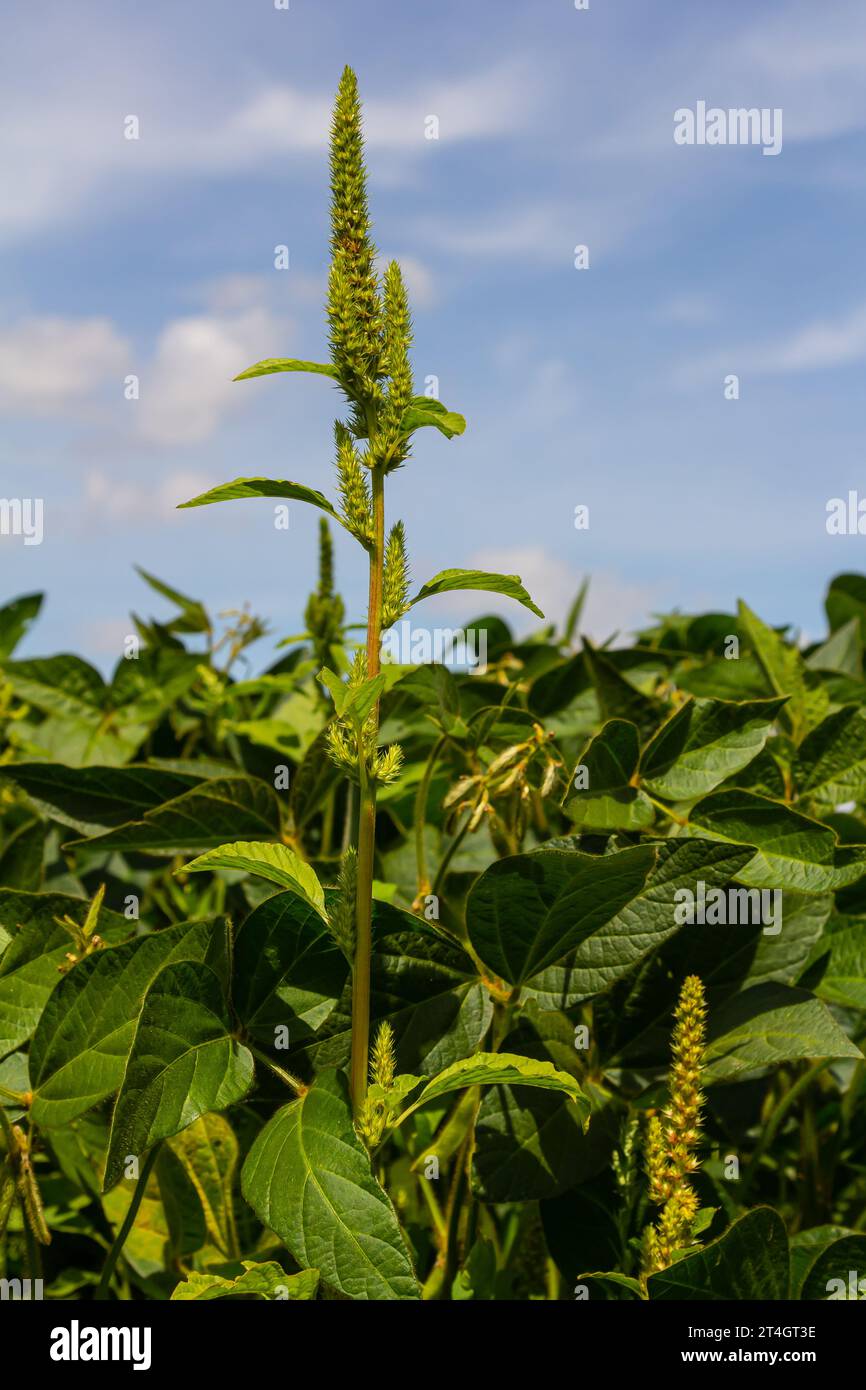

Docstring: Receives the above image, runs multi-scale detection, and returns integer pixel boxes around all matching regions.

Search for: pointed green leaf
[399,400,466,439]
[167,1113,240,1258]
[563,719,654,830]
[466,845,656,986]
[233,891,344,1050]
[134,568,210,634]
[29,916,230,1127]
[63,777,281,854]
[0,762,202,834]
[687,789,866,892]
[171,1262,319,1301]
[0,592,43,660]
[738,600,827,740]
[393,1052,589,1126]
[641,696,786,802]
[233,358,340,382]
[703,983,862,1083]
[104,961,254,1190]
[177,477,339,518]
[241,1068,420,1300]
[410,569,544,619]
[582,641,663,740]
[795,705,866,808]
[522,839,754,1008]
[0,890,129,1060]
[799,1235,866,1299]
[178,841,325,918]
[647,1208,789,1300]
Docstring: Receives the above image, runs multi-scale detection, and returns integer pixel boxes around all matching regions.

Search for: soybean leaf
[104,961,254,1191]
[813,917,866,1010]
[177,477,339,519]
[641,696,786,802]
[241,1068,420,1300]
[2,654,106,722]
[563,719,654,830]
[410,569,544,620]
[608,890,832,1069]
[178,840,326,919]
[702,983,862,1083]
[0,592,43,659]
[582,641,663,740]
[0,890,129,1060]
[521,840,758,1011]
[393,1052,590,1126]
[647,1207,789,1300]
[686,789,866,893]
[30,916,230,1128]
[806,618,861,676]
[233,891,346,1047]
[738,600,827,740]
[799,1235,866,1299]
[171,1262,319,1301]
[541,1177,624,1284]
[789,1226,857,1298]
[473,1069,617,1204]
[167,1113,241,1259]
[296,909,493,1077]
[826,572,866,642]
[466,845,656,986]
[795,705,866,808]
[233,357,340,382]
[0,762,202,834]
[63,777,281,855]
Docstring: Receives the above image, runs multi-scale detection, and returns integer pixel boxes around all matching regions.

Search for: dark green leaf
[104,961,254,1190]
[241,1068,420,1300]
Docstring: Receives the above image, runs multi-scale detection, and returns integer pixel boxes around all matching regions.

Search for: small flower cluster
[326,650,404,787]
[355,1021,396,1149]
[304,520,346,668]
[642,974,707,1277]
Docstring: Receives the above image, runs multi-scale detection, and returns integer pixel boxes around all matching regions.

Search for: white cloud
[0,316,128,414]
[83,467,212,525]
[680,301,866,382]
[137,304,287,446]
[439,544,666,642]
[0,56,539,244]
[231,61,535,154]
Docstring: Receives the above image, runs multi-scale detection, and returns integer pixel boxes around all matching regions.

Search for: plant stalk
[96,1143,161,1300]
[350,465,385,1112]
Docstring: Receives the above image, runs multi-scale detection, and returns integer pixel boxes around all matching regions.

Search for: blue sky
[3,0,866,668]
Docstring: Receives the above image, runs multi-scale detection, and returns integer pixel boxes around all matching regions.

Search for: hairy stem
[350,466,385,1112]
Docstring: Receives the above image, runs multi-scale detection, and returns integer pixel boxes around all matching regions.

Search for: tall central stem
[350,464,385,1111]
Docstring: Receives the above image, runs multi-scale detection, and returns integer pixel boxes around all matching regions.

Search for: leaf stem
[96,1143,162,1300]
[249,1045,306,1097]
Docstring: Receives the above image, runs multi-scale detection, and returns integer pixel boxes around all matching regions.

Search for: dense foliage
[2,70,866,1303]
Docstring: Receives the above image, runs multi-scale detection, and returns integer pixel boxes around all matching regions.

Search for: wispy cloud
[680,301,866,382]
[0,316,128,414]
